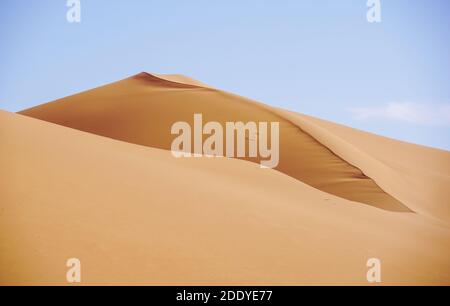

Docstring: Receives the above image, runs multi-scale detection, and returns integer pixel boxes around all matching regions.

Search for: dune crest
[153,73,213,88]
[19,72,412,212]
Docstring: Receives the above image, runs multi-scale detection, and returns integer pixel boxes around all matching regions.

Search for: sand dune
[275,111,450,223]
[19,72,410,212]
[1,110,449,285]
[1,72,449,285]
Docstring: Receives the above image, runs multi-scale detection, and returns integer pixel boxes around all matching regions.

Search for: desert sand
[1,72,449,285]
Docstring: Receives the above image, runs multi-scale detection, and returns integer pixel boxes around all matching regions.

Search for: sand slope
[275,111,450,223]
[19,72,411,212]
[1,110,449,285]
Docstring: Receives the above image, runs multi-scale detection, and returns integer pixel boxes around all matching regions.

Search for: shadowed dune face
[19,72,410,212]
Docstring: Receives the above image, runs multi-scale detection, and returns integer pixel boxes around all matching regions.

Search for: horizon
[0,0,449,150]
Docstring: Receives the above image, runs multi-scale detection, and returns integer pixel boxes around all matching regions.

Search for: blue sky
[1,0,449,150]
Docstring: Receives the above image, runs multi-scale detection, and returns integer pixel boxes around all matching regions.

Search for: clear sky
[1,0,449,150]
